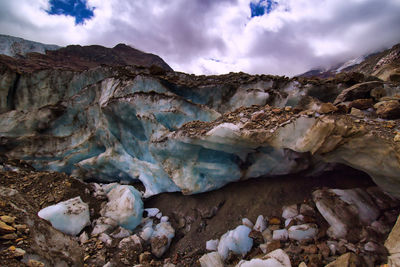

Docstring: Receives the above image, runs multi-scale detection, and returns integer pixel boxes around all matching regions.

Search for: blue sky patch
[250,0,278,17]
[46,0,95,24]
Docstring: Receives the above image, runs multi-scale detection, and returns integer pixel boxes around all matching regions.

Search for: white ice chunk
[217,225,253,260]
[242,218,254,228]
[282,205,298,219]
[206,239,219,251]
[199,252,224,267]
[254,215,266,232]
[161,216,169,222]
[151,221,175,257]
[101,185,143,230]
[140,226,154,242]
[38,196,90,236]
[111,227,132,239]
[285,218,294,228]
[272,229,288,241]
[288,224,318,241]
[156,212,162,219]
[236,249,291,267]
[145,208,160,217]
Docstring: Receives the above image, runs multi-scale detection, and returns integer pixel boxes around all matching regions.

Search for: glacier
[1,63,400,197]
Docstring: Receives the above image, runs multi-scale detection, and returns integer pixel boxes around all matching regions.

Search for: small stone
[139,251,152,264]
[261,228,272,242]
[298,262,307,267]
[84,255,90,261]
[284,218,295,228]
[206,239,219,251]
[269,217,281,225]
[79,231,89,244]
[302,244,318,254]
[350,107,365,118]
[249,230,264,245]
[27,259,45,267]
[0,221,16,233]
[394,132,400,142]
[8,245,16,251]
[282,205,298,219]
[317,242,330,258]
[199,252,224,267]
[288,224,318,241]
[12,248,26,258]
[273,229,288,241]
[254,215,266,232]
[266,240,282,253]
[1,233,17,239]
[300,204,315,217]
[269,225,281,231]
[0,215,16,224]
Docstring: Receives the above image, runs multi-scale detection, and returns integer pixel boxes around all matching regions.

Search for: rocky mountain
[299,43,400,82]
[1,36,400,266]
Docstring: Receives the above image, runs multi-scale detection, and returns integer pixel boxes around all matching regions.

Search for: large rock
[333,81,383,104]
[385,215,400,267]
[374,100,400,119]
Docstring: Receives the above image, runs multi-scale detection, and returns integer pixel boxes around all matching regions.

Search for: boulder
[385,215,400,267]
[374,100,400,119]
[333,81,383,104]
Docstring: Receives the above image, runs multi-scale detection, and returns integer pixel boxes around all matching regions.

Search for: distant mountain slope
[0,34,60,57]
[0,35,173,72]
[298,43,400,81]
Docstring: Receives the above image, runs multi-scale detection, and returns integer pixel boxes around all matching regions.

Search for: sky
[0,0,400,76]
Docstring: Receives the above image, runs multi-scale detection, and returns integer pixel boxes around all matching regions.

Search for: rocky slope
[1,36,400,266]
[0,34,60,57]
[300,43,400,82]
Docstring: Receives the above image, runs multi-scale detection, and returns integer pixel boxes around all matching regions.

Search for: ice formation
[217,225,253,260]
[101,185,143,230]
[38,197,90,236]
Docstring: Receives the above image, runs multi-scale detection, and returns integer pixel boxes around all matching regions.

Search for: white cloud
[0,0,399,76]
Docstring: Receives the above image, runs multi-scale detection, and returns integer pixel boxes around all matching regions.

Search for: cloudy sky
[0,0,400,76]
